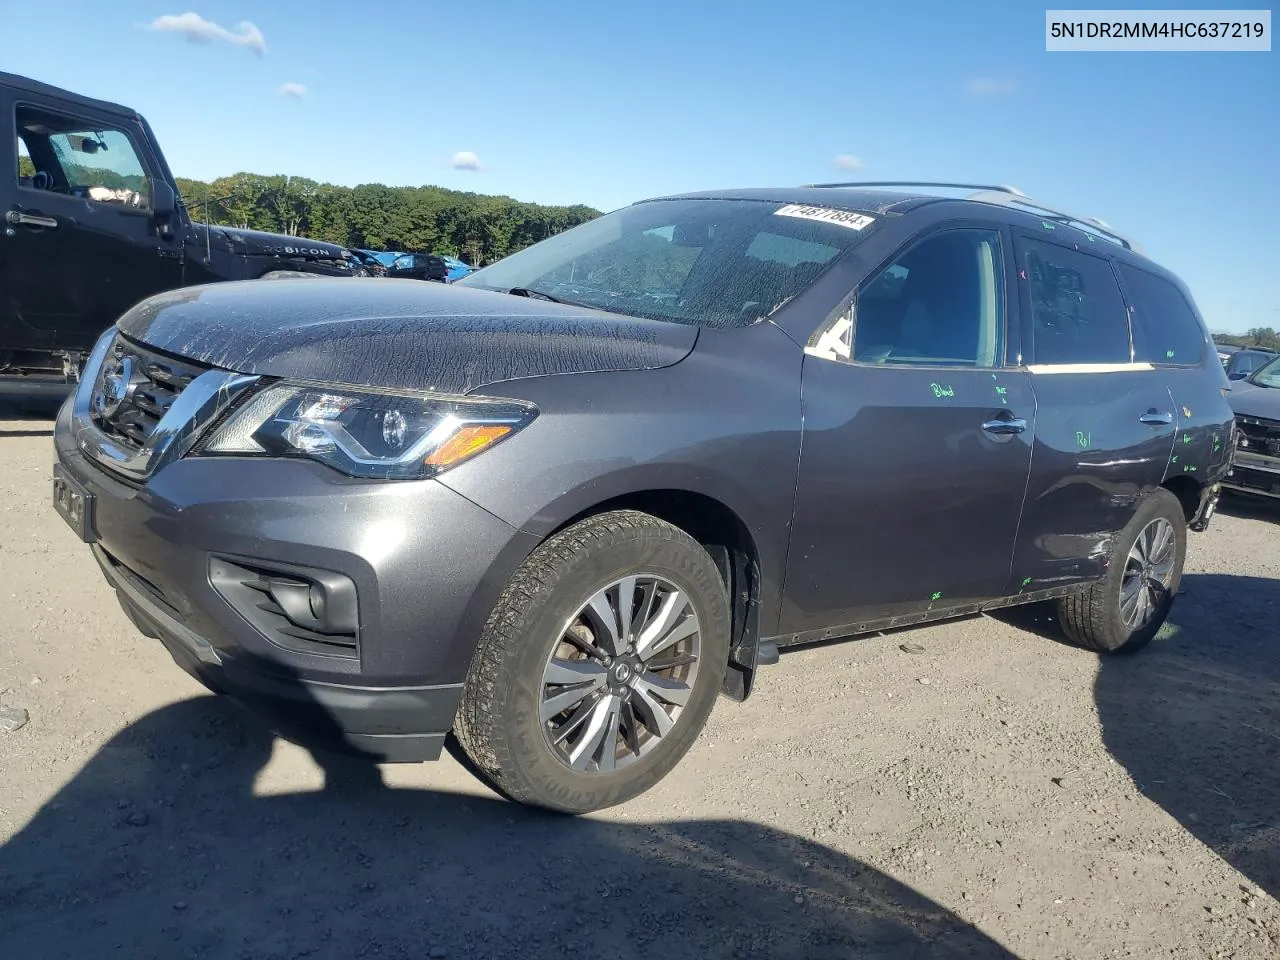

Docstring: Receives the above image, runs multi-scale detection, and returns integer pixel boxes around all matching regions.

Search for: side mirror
[152,181,176,219]
[1228,371,1249,380]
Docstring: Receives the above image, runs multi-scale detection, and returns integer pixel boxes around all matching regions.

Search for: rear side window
[1116,263,1207,366]
[1020,238,1130,365]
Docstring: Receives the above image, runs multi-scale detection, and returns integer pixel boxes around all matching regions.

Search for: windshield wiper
[507,287,563,303]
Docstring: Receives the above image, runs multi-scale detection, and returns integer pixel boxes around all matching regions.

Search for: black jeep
[1,71,358,395]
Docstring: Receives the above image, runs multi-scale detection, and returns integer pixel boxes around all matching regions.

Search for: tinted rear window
[1117,263,1207,366]
[1020,238,1131,365]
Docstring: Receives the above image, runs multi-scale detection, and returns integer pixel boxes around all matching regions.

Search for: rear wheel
[1057,487,1186,654]
[454,510,730,813]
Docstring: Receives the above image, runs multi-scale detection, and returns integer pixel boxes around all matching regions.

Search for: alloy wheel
[540,574,701,773]
[1119,517,1177,629]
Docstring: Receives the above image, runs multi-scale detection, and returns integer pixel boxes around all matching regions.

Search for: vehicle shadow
[1094,573,1280,899]
[1219,492,1280,525]
[0,695,1013,960]
[0,395,61,437]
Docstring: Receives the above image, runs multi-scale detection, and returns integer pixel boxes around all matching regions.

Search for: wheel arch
[541,489,766,702]
[1161,474,1203,523]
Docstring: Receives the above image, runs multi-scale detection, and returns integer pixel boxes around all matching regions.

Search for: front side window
[457,199,874,328]
[845,229,1005,368]
[1021,238,1130,365]
[15,106,151,209]
[1117,262,1207,366]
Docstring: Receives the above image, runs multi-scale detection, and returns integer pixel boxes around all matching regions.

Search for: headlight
[197,381,537,479]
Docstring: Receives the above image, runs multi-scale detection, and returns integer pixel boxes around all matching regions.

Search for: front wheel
[1057,487,1186,654]
[454,510,730,813]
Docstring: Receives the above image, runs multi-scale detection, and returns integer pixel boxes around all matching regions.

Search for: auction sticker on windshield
[774,204,875,231]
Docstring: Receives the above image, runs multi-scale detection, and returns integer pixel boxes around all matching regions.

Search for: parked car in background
[350,250,389,277]
[1,70,359,397]
[1224,347,1278,380]
[51,181,1232,814]
[1224,352,1280,500]
[1215,342,1243,364]
[441,255,475,282]
[387,252,449,282]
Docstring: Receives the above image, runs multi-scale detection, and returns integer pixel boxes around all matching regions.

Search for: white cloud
[831,154,866,171]
[966,77,1017,96]
[450,150,482,171]
[278,82,307,100]
[147,12,267,56]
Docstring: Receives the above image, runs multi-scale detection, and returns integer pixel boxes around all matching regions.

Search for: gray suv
[51,182,1233,813]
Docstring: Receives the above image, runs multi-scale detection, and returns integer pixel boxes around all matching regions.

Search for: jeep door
[1008,233,1178,589]
[777,224,1036,641]
[0,94,181,358]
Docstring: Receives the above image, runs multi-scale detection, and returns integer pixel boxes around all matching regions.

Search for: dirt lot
[1,396,1277,960]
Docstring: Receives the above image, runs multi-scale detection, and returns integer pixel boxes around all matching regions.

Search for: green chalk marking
[1075,431,1091,449]
[930,383,955,399]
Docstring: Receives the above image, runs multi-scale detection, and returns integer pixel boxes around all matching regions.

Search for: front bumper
[1223,450,1280,500]
[53,399,537,762]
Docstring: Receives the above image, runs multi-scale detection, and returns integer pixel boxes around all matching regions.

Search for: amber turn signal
[424,424,514,468]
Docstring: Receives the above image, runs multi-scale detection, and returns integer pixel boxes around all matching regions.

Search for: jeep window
[1117,262,1208,366]
[456,199,870,328]
[15,106,151,210]
[1021,239,1130,365]
[846,229,1005,367]
[16,135,35,183]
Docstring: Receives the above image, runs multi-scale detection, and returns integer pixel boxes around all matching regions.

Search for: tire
[1057,487,1186,654]
[454,510,730,813]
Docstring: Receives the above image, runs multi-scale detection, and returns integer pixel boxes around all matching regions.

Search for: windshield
[1251,354,1280,387]
[456,198,876,327]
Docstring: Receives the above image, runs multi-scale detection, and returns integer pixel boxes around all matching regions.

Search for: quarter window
[15,106,152,210]
[1020,238,1130,365]
[1116,262,1208,366]
[846,229,1005,368]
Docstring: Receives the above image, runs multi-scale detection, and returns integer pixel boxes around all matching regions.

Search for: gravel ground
[1,396,1278,959]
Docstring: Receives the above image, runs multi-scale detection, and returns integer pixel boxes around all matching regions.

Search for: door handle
[1139,410,1173,426]
[6,210,58,229]
[982,417,1027,436]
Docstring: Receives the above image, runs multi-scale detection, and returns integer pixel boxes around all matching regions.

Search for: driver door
[0,93,181,362]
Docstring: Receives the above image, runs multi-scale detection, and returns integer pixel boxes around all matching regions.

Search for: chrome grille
[71,329,260,484]
[90,337,209,451]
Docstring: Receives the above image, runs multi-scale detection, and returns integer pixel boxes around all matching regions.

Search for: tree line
[21,154,600,265]
[1212,327,1280,351]
[174,174,601,266]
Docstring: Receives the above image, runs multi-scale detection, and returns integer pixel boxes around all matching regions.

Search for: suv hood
[215,227,352,261]
[1227,380,1280,420]
[114,278,698,394]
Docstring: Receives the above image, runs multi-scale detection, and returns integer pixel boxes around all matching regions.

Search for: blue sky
[2,1,1276,332]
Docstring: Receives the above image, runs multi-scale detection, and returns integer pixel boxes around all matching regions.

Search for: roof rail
[802,180,1029,196]
[801,180,1143,254]
[963,190,1143,253]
